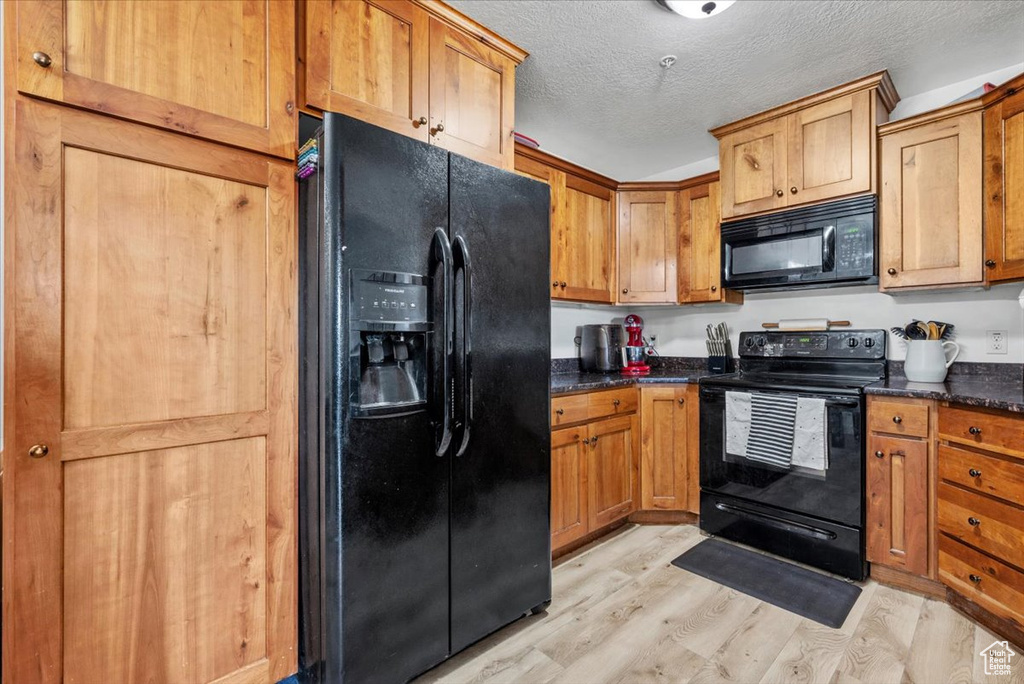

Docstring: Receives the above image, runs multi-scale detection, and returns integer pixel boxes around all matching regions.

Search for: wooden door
[640,387,698,512]
[4,101,297,684]
[429,18,515,169]
[563,174,616,303]
[719,118,788,219]
[514,153,569,299]
[15,0,296,159]
[787,91,872,205]
[678,180,741,304]
[587,415,638,529]
[984,88,1024,281]
[551,427,590,550]
[879,111,983,289]
[617,191,678,303]
[866,435,930,576]
[304,0,431,142]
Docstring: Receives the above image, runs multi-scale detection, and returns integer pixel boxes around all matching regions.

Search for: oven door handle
[701,388,860,407]
[713,501,838,540]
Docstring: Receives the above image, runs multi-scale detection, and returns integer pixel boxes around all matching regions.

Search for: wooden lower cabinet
[588,414,640,528]
[551,426,589,548]
[640,386,699,513]
[865,396,936,579]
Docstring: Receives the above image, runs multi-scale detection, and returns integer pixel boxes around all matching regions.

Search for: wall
[553,63,1024,364]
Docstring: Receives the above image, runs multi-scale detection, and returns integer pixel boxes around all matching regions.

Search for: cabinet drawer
[939,444,1024,506]
[588,387,638,420]
[868,400,930,438]
[939,534,1024,628]
[939,405,1024,457]
[938,482,1024,570]
[551,394,589,428]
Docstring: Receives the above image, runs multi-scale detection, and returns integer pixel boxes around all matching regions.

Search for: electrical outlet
[987,330,1008,355]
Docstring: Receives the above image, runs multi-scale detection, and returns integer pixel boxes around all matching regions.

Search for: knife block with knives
[706,322,734,374]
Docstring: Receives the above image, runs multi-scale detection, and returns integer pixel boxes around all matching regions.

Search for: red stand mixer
[620,314,651,376]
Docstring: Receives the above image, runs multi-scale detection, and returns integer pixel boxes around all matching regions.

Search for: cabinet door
[304,0,430,142]
[563,174,616,303]
[15,0,296,158]
[429,18,516,169]
[719,118,788,219]
[551,427,590,550]
[679,181,741,304]
[787,91,872,205]
[617,191,678,303]
[515,154,569,299]
[984,88,1024,281]
[4,101,297,684]
[640,387,697,512]
[880,112,983,289]
[588,415,639,529]
[866,435,930,576]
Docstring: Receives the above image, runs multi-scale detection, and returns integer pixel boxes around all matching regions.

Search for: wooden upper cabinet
[879,107,983,290]
[984,77,1024,282]
[678,177,742,304]
[713,72,898,220]
[428,18,516,169]
[617,191,678,303]
[15,0,296,158]
[787,91,872,204]
[304,0,431,142]
[718,118,788,219]
[639,386,698,513]
[5,100,297,684]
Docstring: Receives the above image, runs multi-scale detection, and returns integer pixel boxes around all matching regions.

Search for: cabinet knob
[678,398,685,405]
[28,443,49,459]
[556,408,564,416]
[875,450,885,459]
[969,468,982,478]
[775,189,784,197]
[552,281,559,288]
[969,574,982,583]
[710,285,718,292]
[560,281,567,288]
[622,288,628,294]
[892,415,902,424]
[582,437,590,445]
[415,116,428,127]
[591,435,599,445]
[887,268,898,276]
[968,517,981,527]
[985,259,997,268]
[430,123,445,136]
[612,399,620,406]
[790,186,798,194]
[968,426,982,436]
[32,51,52,68]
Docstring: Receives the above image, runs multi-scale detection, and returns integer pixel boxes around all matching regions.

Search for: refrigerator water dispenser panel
[349,270,431,416]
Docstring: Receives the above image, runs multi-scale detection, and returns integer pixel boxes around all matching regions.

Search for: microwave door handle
[821,224,836,273]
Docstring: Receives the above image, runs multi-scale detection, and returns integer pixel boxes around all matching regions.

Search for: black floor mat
[671,539,861,629]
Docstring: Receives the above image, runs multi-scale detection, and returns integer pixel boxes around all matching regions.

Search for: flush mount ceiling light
[656,0,737,19]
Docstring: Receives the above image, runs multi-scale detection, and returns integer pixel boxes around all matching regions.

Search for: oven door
[698,385,863,528]
[722,222,835,290]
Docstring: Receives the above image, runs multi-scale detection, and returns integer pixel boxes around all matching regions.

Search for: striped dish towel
[744,393,799,468]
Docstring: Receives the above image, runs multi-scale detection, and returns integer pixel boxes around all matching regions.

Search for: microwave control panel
[834,216,875,277]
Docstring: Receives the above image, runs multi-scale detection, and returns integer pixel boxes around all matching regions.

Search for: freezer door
[305,113,452,684]
[448,154,552,653]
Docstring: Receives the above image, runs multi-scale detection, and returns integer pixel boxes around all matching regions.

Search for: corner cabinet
[712,72,898,220]
[639,386,699,513]
[302,0,524,170]
[678,177,743,304]
[617,190,678,303]
[14,0,296,158]
[984,74,1024,282]
[878,105,984,290]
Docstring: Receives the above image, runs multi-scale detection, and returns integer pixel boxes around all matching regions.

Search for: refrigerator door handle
[453,234,473,457]
[432,227,454,456]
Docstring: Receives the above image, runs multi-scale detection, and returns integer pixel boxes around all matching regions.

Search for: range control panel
[738,329,886,360]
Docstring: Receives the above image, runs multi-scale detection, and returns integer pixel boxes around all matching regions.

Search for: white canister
[903,339,960,383]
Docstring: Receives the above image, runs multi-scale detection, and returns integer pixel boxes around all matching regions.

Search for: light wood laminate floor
[416,524,1023,684]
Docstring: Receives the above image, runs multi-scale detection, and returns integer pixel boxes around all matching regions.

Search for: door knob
[968,426,982,435]
[431,123,445,136]
[892,415,902,424]
[887,268,898,276]
[969,574,982,583]
[582,437,590,445]
[790,187,798,194]
[710,285,718,292]
[985,259,996,268]
[32,51,52,68]
[968,517,981,526]
[552,281,559,288]
[556,408,564,416]
[560,281,567,288]
[678,398,685,405]
[969,468,982,477]
[775,189,784,197]
[28,443,49,459]
[622,288,628,294]
[875,451,885,458]
[591,435,599,445]
[612,399,620,406]
[415,116,428,128]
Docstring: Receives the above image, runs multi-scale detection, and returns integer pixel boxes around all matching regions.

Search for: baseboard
[552,519,630,562]
[947,589,1024,650]
[869,564,945,599]
[628,509,698,525]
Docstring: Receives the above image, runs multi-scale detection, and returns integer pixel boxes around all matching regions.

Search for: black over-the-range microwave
[721,195,877,291]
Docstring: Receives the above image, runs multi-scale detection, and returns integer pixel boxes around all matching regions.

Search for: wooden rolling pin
[762,319,851,331]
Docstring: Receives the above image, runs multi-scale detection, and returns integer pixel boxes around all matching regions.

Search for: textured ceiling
[448,0,1024,180]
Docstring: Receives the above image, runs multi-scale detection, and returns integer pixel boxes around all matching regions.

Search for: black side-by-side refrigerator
[298,112,552,683]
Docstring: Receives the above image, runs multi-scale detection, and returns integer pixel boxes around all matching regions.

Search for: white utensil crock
[903,339,960,383]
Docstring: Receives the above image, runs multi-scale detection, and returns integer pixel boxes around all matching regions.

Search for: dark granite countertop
[865,377,1024,414]
[551,368,716,395]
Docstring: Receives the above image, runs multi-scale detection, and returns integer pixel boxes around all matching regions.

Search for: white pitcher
[903,339,960,383]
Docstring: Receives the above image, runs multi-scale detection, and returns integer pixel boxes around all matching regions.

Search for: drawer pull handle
[968,468,982,478]
[968,426,982,436]
[968,517,981,527]
[892,415,902,424]
[874,451,885,459]
[613,399,620,406]
[556,408,564,416]
[969,574,982,583]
